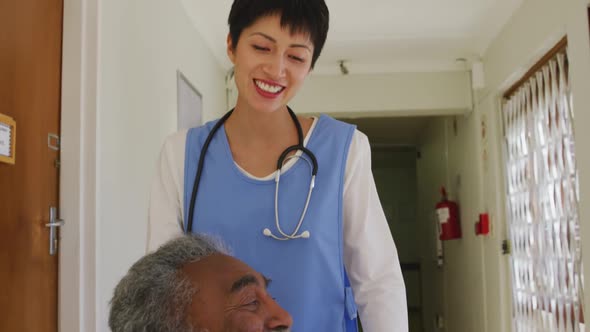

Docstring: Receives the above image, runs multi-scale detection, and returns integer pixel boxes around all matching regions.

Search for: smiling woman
[147,1,408,331]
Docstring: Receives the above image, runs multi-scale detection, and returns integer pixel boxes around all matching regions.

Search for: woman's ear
[226,34,236,64]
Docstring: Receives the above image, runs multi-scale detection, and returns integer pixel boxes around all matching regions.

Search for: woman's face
[227,14,314,114]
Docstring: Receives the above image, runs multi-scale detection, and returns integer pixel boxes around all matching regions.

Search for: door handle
[45,207,64,255]
[45,221,65,227]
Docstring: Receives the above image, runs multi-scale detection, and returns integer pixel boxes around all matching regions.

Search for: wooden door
[0,0,63,331]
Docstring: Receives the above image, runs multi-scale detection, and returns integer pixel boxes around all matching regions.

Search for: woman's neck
[225,104,299,147]
[223,101,314,177]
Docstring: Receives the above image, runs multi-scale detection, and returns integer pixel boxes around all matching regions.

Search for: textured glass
[503,50,585,332]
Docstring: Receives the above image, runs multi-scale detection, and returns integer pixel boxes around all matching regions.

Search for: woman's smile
[253,79,285,98]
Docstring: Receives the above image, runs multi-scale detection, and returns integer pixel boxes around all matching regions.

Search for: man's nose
[265,296,293,330]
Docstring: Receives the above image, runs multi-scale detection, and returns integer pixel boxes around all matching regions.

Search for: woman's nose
[263,54,286,79]
[264,296,293,330]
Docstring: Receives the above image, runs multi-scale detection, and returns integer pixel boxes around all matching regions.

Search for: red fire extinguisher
[436,187,461,240]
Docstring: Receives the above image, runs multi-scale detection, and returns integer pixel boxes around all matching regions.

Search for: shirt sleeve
[343,130,408,332]
[146,130,188,253]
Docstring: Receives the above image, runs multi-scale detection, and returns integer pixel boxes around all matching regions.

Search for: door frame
[60,0,98,331]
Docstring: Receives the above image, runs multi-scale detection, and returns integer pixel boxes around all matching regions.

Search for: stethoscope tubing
[272,154,316,240]
[185,107,317,239]
[186,110,233,233]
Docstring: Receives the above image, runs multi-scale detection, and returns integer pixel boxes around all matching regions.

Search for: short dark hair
[228,0,329,68]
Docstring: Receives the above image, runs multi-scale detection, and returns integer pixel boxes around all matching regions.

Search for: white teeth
[255,80,283,93]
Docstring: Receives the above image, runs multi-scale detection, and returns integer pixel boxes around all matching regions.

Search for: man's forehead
[181,254,264,288]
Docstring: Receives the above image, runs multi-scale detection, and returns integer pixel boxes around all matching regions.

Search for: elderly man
[109,234,292,332]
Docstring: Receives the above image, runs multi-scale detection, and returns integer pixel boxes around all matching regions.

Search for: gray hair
[109,234,229,332]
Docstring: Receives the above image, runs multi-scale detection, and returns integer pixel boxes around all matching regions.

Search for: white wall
[473,94,512,332]
[416,118,449,332]
[96,0,225,330]
[444,112,494,332]
[291,71,472,116]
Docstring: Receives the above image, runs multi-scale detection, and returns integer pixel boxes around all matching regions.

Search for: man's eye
[243,299,260,310]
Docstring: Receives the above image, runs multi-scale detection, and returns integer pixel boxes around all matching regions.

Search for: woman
[148,1,407,331]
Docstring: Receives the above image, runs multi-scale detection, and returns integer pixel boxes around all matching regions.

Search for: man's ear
[227,34,236,64]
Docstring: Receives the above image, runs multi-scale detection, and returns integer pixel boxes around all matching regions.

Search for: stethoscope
[185,106,318,241]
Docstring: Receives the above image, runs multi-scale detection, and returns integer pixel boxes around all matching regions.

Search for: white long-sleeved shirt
[147,117,408,331]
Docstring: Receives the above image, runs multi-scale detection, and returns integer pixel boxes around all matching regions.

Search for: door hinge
[501,239,511,255]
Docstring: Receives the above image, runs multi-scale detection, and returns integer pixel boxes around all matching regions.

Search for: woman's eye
[289,55,305,63]
[253,45,269,51]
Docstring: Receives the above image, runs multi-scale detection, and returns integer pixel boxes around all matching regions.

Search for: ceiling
[340,116,435,146]
[180,0,524,75]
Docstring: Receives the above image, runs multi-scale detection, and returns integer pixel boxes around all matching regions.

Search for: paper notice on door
[0,113,16,164]
[0,123,11,157]
[437,207,450,224]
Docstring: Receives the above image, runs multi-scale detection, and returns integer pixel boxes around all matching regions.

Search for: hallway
[344,115,512,331]
[347,97,585,331]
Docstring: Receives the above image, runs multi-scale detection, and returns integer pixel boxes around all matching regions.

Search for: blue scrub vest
[184,114,358,331]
